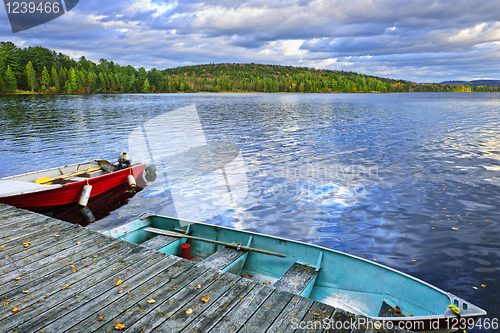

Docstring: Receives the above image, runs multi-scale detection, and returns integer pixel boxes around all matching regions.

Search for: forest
[1,41,499,94]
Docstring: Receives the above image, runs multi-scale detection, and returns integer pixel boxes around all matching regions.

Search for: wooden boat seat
[140,235,179,251]
[197,246,247,271]
[274,262,318,296]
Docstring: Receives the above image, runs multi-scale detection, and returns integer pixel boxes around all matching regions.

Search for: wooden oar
[144,227,287,258]
[36,167,101,185]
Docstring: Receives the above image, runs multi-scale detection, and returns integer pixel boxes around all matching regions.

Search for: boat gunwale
[119,212,487,320]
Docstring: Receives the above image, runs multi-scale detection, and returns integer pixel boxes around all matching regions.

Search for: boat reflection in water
[33,177,146,227]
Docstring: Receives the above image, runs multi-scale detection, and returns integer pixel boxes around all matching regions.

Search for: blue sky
[1,0,499,83]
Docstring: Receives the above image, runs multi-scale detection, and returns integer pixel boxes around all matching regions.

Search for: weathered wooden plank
[0,205,31,220]
[65,259,195,332]
[0,211,31,225]
[237,289,295,333]
[0,218,74,248]
[1,245,157,332]
[0,204,14,214]
[197,246,247,271]
[0,213,53,236]
[0,217,67,246]
[0,241,134,316]
[0,223,83,265]
[30,253,180,333]
[209,284,274,333]
[274,262,318,296]
[0,240,134,321]
[140,235,179,250]
[265,295,315,332]
[182,278,258,333]
[110,268,224,333]
[152,272,241,332]
[0,231,103,282]
[295,301,336,333]
[0,232,113,287]
[92,262,209,333]
[322,309,357,333]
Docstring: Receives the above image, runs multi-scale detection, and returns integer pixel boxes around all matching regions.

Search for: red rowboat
[0,160,146,209]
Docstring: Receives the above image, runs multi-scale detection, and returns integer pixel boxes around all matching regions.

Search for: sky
[1,0,500,83]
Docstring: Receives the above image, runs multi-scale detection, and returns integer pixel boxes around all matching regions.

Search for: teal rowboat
[104,213,487,332]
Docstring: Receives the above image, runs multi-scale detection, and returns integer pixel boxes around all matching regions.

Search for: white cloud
[1,0,499,82]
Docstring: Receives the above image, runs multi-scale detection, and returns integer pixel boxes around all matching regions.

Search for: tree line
[1,41,499,94]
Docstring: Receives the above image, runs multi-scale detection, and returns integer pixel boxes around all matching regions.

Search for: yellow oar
[36,167,100,185]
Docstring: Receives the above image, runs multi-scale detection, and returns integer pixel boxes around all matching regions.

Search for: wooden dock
[0,204,409,333]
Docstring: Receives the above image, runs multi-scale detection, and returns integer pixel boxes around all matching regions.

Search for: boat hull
[0,164,146,208]
[104,214,487,332]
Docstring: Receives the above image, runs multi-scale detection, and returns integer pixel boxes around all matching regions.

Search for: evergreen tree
[5,65,17,93]
[99,72,106,92]
[68,67,78,93]
[41,66,50,90]
[25,61,38,92]
[51,66,60,92]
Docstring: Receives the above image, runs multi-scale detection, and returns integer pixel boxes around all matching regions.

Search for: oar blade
[35,177,54,185]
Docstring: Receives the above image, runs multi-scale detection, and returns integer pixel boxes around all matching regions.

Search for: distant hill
[1,41,500,94]
[439,80,500,87]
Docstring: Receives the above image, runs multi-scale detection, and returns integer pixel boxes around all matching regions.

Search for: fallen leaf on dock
[481,284,486,287]
[54,234,59,237]
[473,287,478,290]
[116,279,123,286]
[451,227,459,231]
[23,242,30,248]
[22,290,29,294]
[94,255,98,258]
[76,242,81,245]
[196,284,201,289]
[98,316,104,321]
[201,297,209,303]
[0,245,6,249]
[73,269,78,273]
[147,299,155,303]
[118,288,124,294]
[14,277,21,280]
[186,308,193,314]
[67,262,73,266]
[62,285,69,290]
[115,323,125,330]
[12,307,19,312]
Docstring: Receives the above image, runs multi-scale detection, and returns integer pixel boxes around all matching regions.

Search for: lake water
[1,92,499,332]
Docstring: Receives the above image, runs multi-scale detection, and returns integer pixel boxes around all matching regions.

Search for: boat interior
[106,214,485,320]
